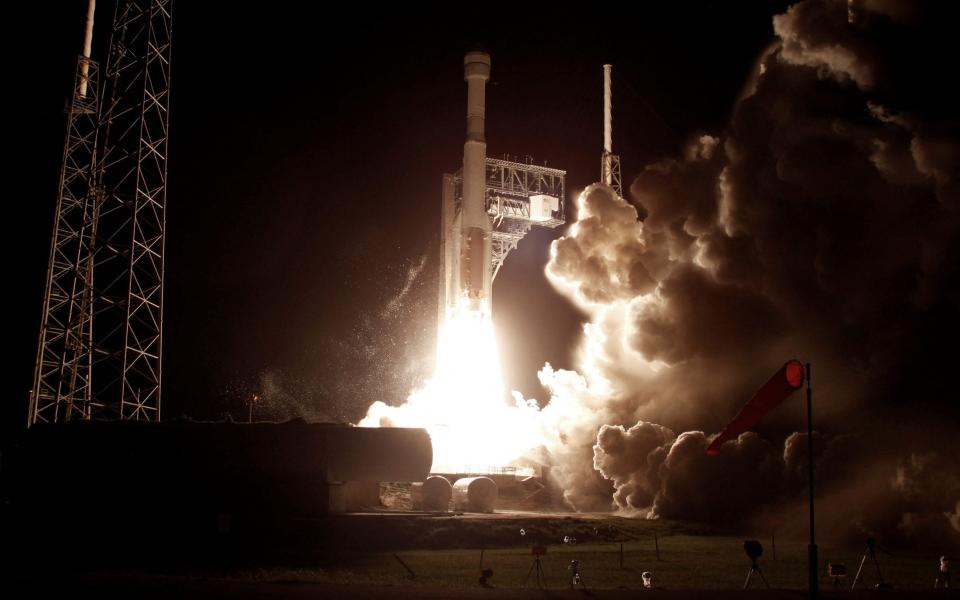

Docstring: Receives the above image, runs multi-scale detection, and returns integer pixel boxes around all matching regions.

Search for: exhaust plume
[540,0,959,545]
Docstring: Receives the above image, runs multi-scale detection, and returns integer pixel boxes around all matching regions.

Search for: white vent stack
[600,64,624,199]
[79,0,96,98]
[604,63,613,158]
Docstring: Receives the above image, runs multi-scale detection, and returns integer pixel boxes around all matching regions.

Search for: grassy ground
[238,520,940,591]
[4,509,942,592]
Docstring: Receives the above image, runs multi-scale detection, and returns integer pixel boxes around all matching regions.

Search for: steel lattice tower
[29,0,172,426]
[445,158,566,283]
[29,55,100,424]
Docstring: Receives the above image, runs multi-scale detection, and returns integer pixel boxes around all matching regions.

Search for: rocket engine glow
[360,308,544,473]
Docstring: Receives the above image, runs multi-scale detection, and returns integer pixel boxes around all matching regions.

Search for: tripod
[524,555,547,588]
[852,540,886,589]
[744,557,770,589]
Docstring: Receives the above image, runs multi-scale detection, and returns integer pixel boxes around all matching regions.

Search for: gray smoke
[592,423,959,547]
[594,425,784,524]
[541,0,959,546]
[593,421,674,512]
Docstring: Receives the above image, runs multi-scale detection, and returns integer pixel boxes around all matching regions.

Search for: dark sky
[6,2,795,438]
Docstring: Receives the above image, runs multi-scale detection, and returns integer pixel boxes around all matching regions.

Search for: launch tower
[29,0,173,425]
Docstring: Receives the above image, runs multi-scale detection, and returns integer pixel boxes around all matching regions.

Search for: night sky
[8,1,809,438]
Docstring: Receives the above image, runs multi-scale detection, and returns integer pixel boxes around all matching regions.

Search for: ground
[3,574,958,599]
[3,512,952,597]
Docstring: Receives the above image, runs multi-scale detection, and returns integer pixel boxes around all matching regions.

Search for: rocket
[440,50,492,319]
[438,50,565,326]
[459,50,493,313]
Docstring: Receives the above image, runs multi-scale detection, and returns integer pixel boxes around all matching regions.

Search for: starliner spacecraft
[438,50,566,323]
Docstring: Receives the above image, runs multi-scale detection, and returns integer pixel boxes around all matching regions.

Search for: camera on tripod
[743,540,769,589]
[744,540,763,561]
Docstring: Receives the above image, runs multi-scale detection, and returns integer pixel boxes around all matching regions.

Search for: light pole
[806,363,818,599]
[247,393,260,423]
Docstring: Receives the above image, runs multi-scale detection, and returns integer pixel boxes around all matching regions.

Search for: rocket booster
[439,51,566,325]
[443,50,492,317]
[438,50,493,320]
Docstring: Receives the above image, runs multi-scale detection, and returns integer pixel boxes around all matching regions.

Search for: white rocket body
[441,51,492,319]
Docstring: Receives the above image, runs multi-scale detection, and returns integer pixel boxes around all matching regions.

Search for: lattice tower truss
[451,158,565,280]
[29,0,173,425]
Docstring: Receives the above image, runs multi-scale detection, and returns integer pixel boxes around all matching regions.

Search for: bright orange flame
[360,300,542,472]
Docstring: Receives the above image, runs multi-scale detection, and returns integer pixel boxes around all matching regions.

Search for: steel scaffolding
[451,158,566,280]
[29,0,172,426]
[601,151,623,199]
[29,57,101,424]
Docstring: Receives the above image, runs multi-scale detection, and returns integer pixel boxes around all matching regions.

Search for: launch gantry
[29,0,172,426]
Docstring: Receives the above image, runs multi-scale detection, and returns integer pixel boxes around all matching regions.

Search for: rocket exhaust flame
[360,301,543,473]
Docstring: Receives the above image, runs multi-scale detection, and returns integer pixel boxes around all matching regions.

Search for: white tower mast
[600,64,623,198]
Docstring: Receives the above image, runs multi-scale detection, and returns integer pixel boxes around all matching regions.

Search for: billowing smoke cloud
[890,453,960,537]
[540,0,959,546]
[652,431,784,523]
[593,421,674,512]
[592,422,959,546]
[595,425,786,524]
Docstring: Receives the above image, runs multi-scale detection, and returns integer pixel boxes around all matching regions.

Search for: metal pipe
[603,64,612,154]
[79,0,96,98]
[806,362,819,599]
[601,64,614,188]
[82,0,96,58]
